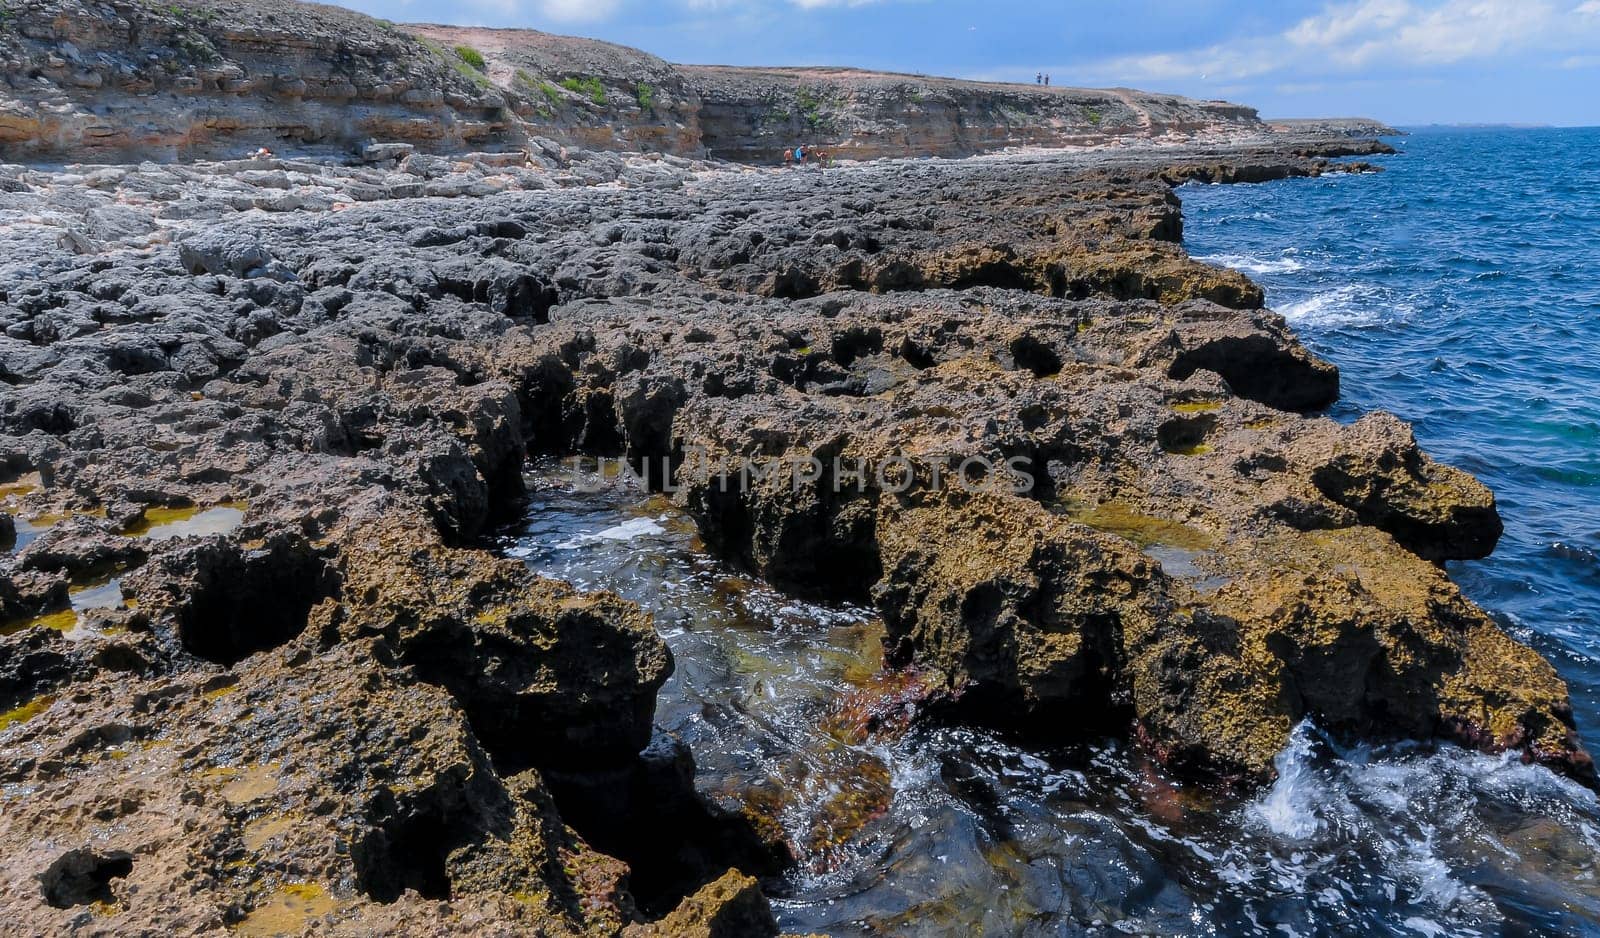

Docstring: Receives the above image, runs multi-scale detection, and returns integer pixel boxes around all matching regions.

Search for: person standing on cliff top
[1044,74,1051,86]
[1036,72,1042,85]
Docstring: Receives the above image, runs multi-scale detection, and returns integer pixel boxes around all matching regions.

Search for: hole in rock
[1168,336,1338,412]
[1047,265,1069,298]
[352,803,455,903]
[545,735,789,919]
[176,542,332,666]
[39,848,133,908]
[769,268,820,300]
[1009,334,1063,378]
[1158,415,1216,455]
[830,327,883,367]
[897,336,937,369]
[949,260,1032,292]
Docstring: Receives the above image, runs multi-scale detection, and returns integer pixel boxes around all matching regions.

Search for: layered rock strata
[3,0,1320,164]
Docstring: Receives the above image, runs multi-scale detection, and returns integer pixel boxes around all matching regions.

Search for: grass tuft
[561,75,606,105]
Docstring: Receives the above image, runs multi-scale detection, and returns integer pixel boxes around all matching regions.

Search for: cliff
[675,64,1261,161]
[0,0,1266,164]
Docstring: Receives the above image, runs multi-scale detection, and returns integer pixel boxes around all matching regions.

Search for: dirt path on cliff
[1111,88,1157,134]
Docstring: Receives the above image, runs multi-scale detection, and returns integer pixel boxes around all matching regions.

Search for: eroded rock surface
[0,131,1587,935]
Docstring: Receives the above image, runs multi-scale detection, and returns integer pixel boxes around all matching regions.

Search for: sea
[1184,127,1600,759]
[500,127,1600,936]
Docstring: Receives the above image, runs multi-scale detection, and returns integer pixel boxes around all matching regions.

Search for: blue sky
[341,0,1600,125]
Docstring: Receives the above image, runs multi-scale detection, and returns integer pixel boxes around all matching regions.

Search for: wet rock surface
[0,130,1588,934]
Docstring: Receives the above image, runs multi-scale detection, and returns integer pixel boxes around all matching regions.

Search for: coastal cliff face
[674,66,1261,161]
[0,0,1267,164]
[0,0,514,159]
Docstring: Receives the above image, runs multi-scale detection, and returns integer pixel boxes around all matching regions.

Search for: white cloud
[460,0,890,24]
[534,0,623,20]
[1071,0,1600,85]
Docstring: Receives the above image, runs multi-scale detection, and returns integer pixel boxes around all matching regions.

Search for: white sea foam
[1196,251,1306,276]
[1275,284,1404,328]
[1249,721,1327,840]
[555,516,666,548]
[1242,720,1600,925]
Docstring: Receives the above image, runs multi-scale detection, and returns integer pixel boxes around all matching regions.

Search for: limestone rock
[622,870,779,938]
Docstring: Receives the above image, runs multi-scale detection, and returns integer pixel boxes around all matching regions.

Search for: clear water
[495,127,1600,936]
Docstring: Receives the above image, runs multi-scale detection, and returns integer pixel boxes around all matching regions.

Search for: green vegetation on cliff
[454,44,486,71]
[561,75,606,105]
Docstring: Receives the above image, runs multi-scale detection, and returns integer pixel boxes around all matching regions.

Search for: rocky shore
[0,3,1590,935]
[1,122,1589,933]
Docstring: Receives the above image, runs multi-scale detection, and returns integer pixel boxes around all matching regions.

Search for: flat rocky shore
[0,116,1589,936]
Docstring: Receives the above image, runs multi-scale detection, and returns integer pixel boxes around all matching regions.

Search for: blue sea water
[1182,127,1600,758]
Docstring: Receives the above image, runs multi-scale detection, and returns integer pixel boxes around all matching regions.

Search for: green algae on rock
[0,694,57,732]
[0,608,78,638]
[1059,498,1215,551]
[232,882,339,937]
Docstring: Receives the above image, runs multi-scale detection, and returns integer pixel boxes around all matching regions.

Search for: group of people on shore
[783,144,834,169]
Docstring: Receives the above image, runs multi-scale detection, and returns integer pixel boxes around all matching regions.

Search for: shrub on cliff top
[455,45,487,72]
[416,37,486,87]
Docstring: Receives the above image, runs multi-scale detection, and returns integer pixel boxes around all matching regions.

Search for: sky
[338,0,1600,126]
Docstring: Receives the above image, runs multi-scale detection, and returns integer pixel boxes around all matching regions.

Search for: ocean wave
[1243,721,1600,930]
[1195,251,1306,276]
[1274,284,1411,329]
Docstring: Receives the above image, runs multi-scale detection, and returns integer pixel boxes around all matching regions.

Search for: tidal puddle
[70,575,124,612]
[0,608,78,637]
[232,882,338,937]
[123,502,247,540]
[0,573,128,638]
[499,462,1600,936]
[5,506,108,554]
